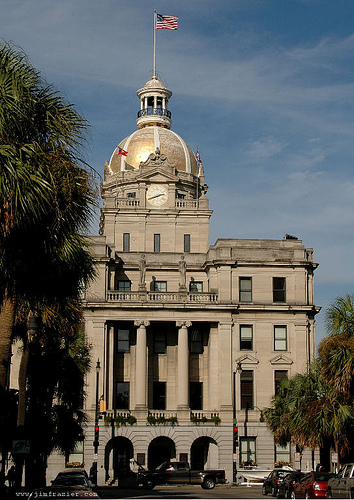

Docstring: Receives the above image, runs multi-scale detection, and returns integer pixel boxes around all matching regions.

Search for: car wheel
[143,479,154,490]
[263,485,268,496]
[202,477,216,490]
[326,490,332,499]
[272,486,277,497]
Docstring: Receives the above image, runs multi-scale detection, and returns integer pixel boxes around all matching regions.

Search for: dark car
[263,469,291,497]
[277,472,305,498]
[293,471,335,498]
[51,474,93,490]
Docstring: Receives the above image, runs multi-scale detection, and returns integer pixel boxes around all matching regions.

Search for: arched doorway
[105,436,134,481]
[148,436,176,470]
[191,437,218,470]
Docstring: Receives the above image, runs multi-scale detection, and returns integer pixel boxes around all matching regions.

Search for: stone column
[176,321,191,421]
[134,320,150,418]
[106,323,114,410]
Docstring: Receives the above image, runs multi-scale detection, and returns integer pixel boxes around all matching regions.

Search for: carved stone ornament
[139,148,173,169]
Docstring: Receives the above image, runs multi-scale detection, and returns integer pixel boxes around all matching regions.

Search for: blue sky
[2,0,354,345]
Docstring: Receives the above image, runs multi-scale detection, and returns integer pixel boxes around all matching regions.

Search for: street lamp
[92,359,100,486]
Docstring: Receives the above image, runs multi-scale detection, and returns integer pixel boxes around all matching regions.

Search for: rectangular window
[273,277,286,302]
[154,281,167,292]
[117,329,130,353]
[190,329,203,354]
[177,192,186,199]
[184,234,191,253]
[123,233,130,252]
[190,382,203,410]
[117,280,131,291]
[275,370,288,394]
[240,325,253,351]
[240,437,256,466]
[154,233,160,252]
[239,277,252,302]
[275,443,291,464]
[127,192,136,198]
[153,382,166,410]
[154,332,167,354]
[240,370,254,409]
[274,326,287,351]
[116,382,129,409]
[189,281,203,292]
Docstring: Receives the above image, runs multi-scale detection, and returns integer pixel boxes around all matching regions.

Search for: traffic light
[233,425,239,448]
[93,425,99,448]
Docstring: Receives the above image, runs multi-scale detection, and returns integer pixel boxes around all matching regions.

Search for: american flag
[156,14,178,30]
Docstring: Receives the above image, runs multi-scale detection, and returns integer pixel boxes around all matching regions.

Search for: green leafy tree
[0,41,97,484]
[0,41,96,390]
[265,294,354,467]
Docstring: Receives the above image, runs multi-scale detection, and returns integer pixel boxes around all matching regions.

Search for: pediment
[136,167,178,184]
[236,354,259,366]
[270,354,293,365]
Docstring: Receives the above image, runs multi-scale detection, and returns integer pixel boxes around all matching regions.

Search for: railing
[175,200,198,209]
[116,198,140,208]
[189,293,218,303]
[106,291,219,303]
[137,107,171,119]
[190,411,220,420]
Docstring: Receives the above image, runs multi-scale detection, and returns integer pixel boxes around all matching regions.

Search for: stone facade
[48,76,320,484]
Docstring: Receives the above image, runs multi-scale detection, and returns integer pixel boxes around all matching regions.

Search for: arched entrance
[148,436,176,470]
[191,437,218,470]
[105,436,134,481]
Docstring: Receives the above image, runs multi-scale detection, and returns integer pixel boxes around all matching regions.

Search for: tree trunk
[0,293,15,389]
[17,341,29,427]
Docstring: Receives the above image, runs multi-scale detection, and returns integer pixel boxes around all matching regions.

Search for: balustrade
[106,291,219,303]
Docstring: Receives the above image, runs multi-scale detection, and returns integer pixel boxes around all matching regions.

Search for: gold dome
[108,126,198,175]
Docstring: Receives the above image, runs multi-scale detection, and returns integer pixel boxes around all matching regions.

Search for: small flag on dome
[117,147,128,157]
[195,149,202,164]
[156,14,178,30]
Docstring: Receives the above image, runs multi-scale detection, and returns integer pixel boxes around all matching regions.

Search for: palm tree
[13,300,91,488]
[0,41,97,482]
[0,41,96,389]
[264,362,354,466]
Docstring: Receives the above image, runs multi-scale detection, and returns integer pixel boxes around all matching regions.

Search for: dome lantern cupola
[136,76,172,129]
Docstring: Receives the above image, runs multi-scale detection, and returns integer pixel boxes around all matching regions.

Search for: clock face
[146,184,168,206]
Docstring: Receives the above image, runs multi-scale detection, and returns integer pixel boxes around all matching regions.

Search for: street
[97,484,264,499]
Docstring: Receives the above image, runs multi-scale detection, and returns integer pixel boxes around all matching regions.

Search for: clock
[146,184,168,206]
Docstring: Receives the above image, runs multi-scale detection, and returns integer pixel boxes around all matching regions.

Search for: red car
[293,472,335,498]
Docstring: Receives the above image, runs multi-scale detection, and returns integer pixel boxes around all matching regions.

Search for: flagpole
[153,10,157,77]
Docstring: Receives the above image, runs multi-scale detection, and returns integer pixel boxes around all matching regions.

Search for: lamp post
[92,359,100,486]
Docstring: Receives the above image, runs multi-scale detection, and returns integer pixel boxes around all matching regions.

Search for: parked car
[326,463,354,498]
[277,472,305,498]
[263,469,291,497]
[51,468,93,490]
[293,471,335,498]
[137,461,226,490]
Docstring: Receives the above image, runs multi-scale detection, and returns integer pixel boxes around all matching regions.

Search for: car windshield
[278,471,288,478]
[314,474,335,482]
[53,476,87,487]
[155,463,168,471]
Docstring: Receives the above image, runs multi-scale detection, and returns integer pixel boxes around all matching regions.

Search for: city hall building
[52,75,320,484]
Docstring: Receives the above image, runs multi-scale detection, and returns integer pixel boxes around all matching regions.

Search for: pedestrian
[6,466,16,489]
